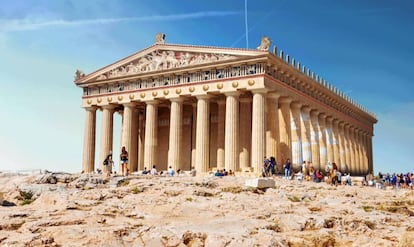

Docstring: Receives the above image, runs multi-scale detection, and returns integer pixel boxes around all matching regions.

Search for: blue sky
[0,0,413,174]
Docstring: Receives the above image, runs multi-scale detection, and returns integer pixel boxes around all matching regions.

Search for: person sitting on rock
[167,166,175,176]
[142,167,149,175]
[150,165,158,175]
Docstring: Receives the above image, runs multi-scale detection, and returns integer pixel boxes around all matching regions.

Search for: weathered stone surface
[0,173,413,246]
[245,178,275,188]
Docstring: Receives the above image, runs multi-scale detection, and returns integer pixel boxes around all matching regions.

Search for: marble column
[318,113,328,172]
[195,95,211,173]
[216,100,225,169]
[99,105,115,172]
[168,98,183,171]
[137,111,145,171]
[325,116,334,165]
[278,97,292,166]
[251,89,267,173]
[82,106,97,173]
[310,110,320,170]
[349,126,356,174]
[225,92,240,172]
[344,124,351,173]
[290,101,302,171]
[338,122,347,172]
[239,97,252,171]
[367,134,373,174]
[362,132,369,174]
[300,106,312,163]
[121,103,138,172]
[332,119,340,169]
[144,100,158,168]
[353,129,361,174]
[191,103,197,169]
[357,130,365,174]
[266,92,280,160]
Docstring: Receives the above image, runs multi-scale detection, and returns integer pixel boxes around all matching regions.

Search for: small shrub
[131,186,142,194]
[288,196,300,202]
[362,205,373,212]
[185,197,193,202]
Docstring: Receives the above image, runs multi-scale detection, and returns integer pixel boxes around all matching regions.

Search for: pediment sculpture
[155,33,166,44]
[96,50,237,80]
[75,69,85,80]
[257,36,271,51]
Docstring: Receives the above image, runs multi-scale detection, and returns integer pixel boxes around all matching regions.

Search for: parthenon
[74,34,377,175]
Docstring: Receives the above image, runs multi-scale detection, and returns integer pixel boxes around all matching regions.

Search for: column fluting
[266,93,280,160]
[100,105,115,173]
[121,103,138,172]
[300,106,312,163]
[239,97,252,171]
[251,89,267,173]
[168,98,184,171]
[195,95,211,173]
[332,119,340,168]
[318,113,328,172]
[325,116,334,165]
[310,110,320,170]
[216,100,225,169]
[278,97,292,166]
[290,101,303,171]
[224,92,240,172]
[82,106,97,173]
[144,100,158,168]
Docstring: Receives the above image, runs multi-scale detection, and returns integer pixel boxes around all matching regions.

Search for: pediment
[75,44,266,84]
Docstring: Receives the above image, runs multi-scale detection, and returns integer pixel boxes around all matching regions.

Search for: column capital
[84,106,98,112]
[310,109,319,117]
[318,112,327,119]
[169,97,184,103]
[123,102,137,108]
[325,116,334,122]
[224,91,241,97]
[279,97,292,104]
[145,100,159,105]
[196,95,212,100]
[291,101,302,109]
[250,88,269,95]
[101,104,117,110]
[267,92,281,99]
[301,105,311,113]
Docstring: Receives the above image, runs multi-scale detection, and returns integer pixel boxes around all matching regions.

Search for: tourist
[284,158,291,179]
[150,165,158,175]
[296,170,303,181]
[120,146,128,176]
[167,166,175,176]
[228,169,234,176]
[315,170,324,183]
[103,151,114,177]
[142,167,149,175]
[270,157,276,176]
[346,173,352,186]
[214,170,224,177]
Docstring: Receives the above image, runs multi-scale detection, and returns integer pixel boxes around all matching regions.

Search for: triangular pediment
[75,44,267,84]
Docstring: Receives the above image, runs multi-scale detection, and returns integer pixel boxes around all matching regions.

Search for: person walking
[120,146,128,176]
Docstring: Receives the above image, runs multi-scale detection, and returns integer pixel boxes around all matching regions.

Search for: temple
[74,33,377,175]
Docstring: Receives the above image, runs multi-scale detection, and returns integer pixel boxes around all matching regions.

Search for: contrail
[0,11,239,32]
[245,0,249,48]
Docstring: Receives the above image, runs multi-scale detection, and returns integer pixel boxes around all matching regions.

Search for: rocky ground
[0,171,414,247]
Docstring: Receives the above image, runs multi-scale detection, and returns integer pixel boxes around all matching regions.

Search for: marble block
[245,178,275,189]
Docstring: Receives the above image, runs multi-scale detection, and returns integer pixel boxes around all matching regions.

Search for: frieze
[95,50,237,80]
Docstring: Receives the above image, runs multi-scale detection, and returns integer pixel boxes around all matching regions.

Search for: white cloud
[0,11,239,32]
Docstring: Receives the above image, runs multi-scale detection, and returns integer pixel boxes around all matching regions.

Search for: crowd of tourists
[262,157,352,185]
[365,172,413,190]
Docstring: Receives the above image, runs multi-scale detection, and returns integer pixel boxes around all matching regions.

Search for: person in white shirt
[150,165,158,175]
[167,166,175,176]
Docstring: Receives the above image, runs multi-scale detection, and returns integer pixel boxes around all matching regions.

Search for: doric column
[251,89,267,173]
[216,100,225,169]
[344,124,351,173]
[137,111,145,171]
[144,100,158,168]
[191,103,197,168]
[122,103,138,172]
[239,97,252,171]
[354,129,361,174]
[332,119,340,169]
[349,126,356,174]
[367,133,374,174]
[278,97,292,165]
[82,106,97,173]
[362,132,369,174]
[338,122,347,172]
[300,106,312,163]
[357,130,366,174]
[100,105,115,172]
[325,116,334,165]
[168,98,183,171]
[195,95,211,173]
[318,113,328,172]
[290,101,302,171]
[225,92,240,172]
[266,92,280,159]
[310,110,320,170]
